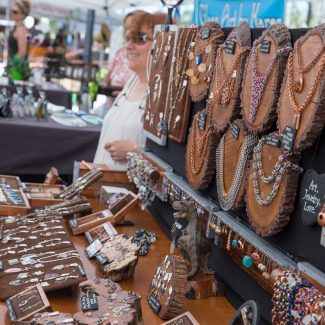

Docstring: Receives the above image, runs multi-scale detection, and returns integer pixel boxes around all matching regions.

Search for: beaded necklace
[213,43,250,106]
[216,132,258,211]
[249,40,292,123]
[252,138,303,206]
[287,50,325,130]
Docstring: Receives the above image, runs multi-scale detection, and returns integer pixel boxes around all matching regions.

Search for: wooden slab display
[70,191,139,235]
[73,161,136,197]
[210,21,251,133]
[96,234,139,282]
[23,183,65,209]
[246,135,302,236]
[148,255,188,320]
[143,25,178,146]
[161,311,200,325]
[278,25,325,152]
[185,107,220,189]
[30,312,75,325]
[215,120,258,211]
[187,22,225,102]
[0,188,31,216]
[0,175,22,190]
[167,26,198,143]
[5,284,52,322]
[241,25,292,133]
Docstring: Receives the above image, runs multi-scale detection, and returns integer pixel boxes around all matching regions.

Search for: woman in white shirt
[94,12,166,170]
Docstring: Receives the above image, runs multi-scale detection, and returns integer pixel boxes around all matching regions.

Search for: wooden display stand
[73,161,136,198]
[6,284,52,322]
[278,26,325,152]
[211,21,251,133]
[70,191,139,235]
[241,25,291,133]
[0,189,31,216]
[161,311,200,325]
[0,175,22,189]
[186,273,221,300]
[23,183,65,209]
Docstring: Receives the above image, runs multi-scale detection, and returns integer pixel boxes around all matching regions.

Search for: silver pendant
[5,267,23,273]
[9,279,23,286]
[8,258,19,265]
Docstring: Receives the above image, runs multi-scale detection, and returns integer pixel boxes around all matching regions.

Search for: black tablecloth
[0,82,72,108]
[0,117,101,175]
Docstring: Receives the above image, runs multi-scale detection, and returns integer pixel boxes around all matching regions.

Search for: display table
[0,202,235,325]
[0,117,100,176]
[0,82,72,108]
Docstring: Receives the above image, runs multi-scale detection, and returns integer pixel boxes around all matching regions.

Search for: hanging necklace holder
[187,22,225,103]
[277,25,325,152]
[215,119,258,211]
[144,25,178,146]
[210,21,251,133]
[241,24,292,133]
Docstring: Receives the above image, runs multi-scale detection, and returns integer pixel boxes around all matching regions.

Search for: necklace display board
[210,21,251,133]
[148,255,188,320]
[278,25,325,152]
[187,22,225,103]
[185,102,220,189]
[144,25,178,146]
[241,25,292,133]
[30,312,74,325]
[167,26,198,143]
[215,119,258,211]
[246,135,303,236]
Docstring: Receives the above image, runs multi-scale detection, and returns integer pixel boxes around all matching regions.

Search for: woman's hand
[104,140,138,161]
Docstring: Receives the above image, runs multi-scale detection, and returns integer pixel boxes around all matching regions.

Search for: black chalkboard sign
[225,40,236,55]
[265,135,281,148]
[282,126,297,153]
[260,40,271,54]
[148,295,161,313]
[81,292,98,311]
[299,169,325,226]
[198,111,206,131]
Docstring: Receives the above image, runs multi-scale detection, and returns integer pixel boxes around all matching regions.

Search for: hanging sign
[194,0,285,27]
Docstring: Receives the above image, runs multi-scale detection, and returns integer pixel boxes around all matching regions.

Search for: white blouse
[93,76,146,170]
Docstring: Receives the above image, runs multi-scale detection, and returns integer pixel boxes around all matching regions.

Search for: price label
[230,123,240,139]
[96,253,110,266]
[148,295,161,314]
[260,40,271,54]
[85,239,103,258]
[265,135,281,148]
[198,111,206,131]
[81,292,98,311]
[225,40,236,55]
[281,126,297,153]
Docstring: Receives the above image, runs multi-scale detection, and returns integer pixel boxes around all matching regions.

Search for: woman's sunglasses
[125,31,152,45]
[11,9,20,15]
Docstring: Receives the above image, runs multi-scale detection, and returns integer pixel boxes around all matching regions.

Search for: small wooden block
[186,274,222,300]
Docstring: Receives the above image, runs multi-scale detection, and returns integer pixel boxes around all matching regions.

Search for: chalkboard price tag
[81,292,98,311]
[265,135,281,148]
[198,111,206,131]
[299,169,325,226]
[85,239,103,258]
[148,295,161,314]
[96,253,110,266]
[200,27,211,40]
[225,40,236,55]
[260,40,271,54]
[281,126,296,153]
[230,123,240,139]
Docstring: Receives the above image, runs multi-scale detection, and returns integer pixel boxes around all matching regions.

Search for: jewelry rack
[207,211,297,293]
[73,161,136,197]
[70,191,139,235]
[6,284,51,322]
[298,262,325,293]
[144,25,179,146]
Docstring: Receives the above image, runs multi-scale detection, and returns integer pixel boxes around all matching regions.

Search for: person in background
[8,0,30,59]
[93,12,167,170]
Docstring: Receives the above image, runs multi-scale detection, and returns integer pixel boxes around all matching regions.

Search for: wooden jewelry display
[241,24,292,133]
[75,277,143,325]
[246,135,303,236]
[215,119,258,211]
[210,21,251,133]
[73,161,136,197]
[161,312,200,325]
[31,312,75,325]
[167,25,198,143]
[0,175,22,189]
[96,234,139,282]
[148,255,188,320]
[70,191,139,235]
[23,183,65,209]
[144,25,178,146]
[187,22,225,102]
[278,25,325,152]
[185,103,220,189]
[6,284,52,322]
[85,222,118,244]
